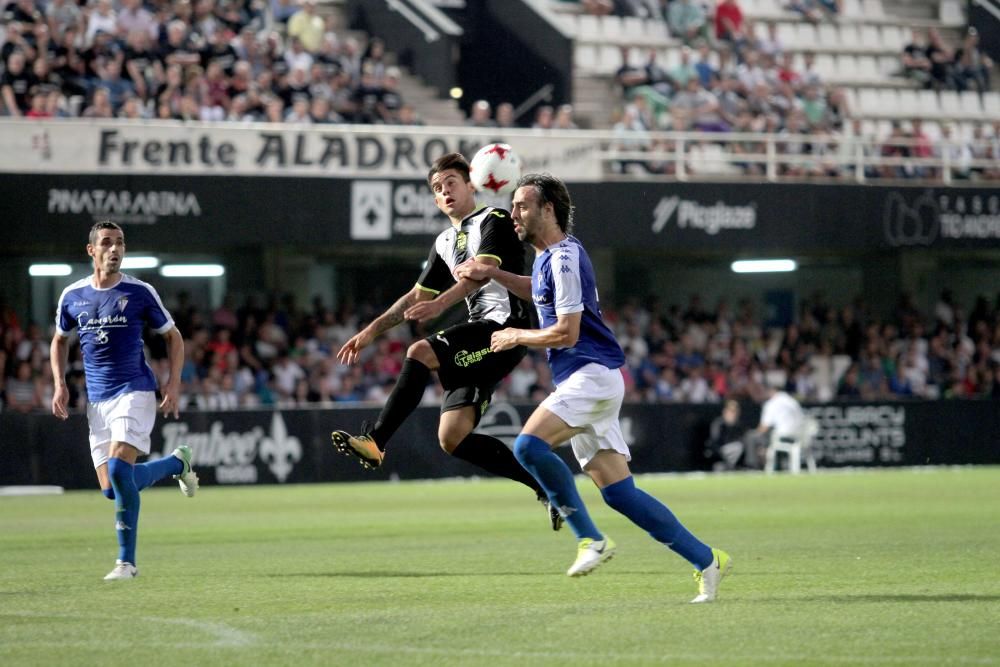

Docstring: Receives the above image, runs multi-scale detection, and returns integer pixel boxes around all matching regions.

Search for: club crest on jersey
[455,231,467,253]
[116,296,129,312]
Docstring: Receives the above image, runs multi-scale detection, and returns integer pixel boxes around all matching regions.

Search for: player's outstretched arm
[404,256,496,323]
[159,326,184,419]
[454,259,532,301]
[337,286,430,365]
[491,312,582,352]
[50,333,70,420]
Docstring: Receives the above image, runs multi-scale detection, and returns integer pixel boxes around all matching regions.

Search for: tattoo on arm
[372,292,417,336]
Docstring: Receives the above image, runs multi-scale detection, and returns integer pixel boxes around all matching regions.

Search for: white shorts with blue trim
[540,363,631,469]
[86,391,157,467]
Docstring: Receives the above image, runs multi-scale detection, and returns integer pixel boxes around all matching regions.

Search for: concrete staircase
[318,0,467,126]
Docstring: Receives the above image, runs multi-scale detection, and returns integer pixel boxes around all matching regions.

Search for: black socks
[452,433,545,496]
[371,358,431,450]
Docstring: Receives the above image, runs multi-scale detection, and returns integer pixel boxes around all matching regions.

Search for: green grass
[2,468,999,666]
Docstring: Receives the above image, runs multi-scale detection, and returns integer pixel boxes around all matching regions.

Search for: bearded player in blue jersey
[50,221,198,581]
[456,174,732,603]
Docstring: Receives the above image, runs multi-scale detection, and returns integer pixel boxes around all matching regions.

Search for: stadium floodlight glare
[160,264,225,277]
[731,259,798,274]
[121,256,160,269]
[29,263,73,277]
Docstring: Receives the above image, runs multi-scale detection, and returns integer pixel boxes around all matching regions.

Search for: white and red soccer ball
[469,143,522,195]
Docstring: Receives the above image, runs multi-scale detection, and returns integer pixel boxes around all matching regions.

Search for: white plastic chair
[765,416,820,474]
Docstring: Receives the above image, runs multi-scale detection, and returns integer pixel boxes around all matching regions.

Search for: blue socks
[135,455,184,489]
[108,458,140,565]
[600,476,713,570]
[101,454,183,499]
[513,434,603,541]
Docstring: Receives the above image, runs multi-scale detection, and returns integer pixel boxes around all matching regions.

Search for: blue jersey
[55,273,174,402]
[531,236,625,384]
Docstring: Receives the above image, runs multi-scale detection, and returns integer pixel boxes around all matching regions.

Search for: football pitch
[2,467,998,666]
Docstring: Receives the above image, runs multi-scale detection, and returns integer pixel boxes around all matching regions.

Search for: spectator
[670,45,698,89]
[554,103,578,129]
[93,57,134,111]
[283,36,313,72]
[925,27,954,91]
[667,0,708,46]
[271,0,300,24]
[901,28,932,87]
[937,123,972,180]
[5,359,41,413]
[81,85,113,117]
[714,0,747,51]
[693,42,718,88]
[117,93,144,118]
[1,49,34,115]
[288,0,324,54]
[122,29,162,100]
[466,98,495,127]
[532,104,554,129]
[116,0,156,40]
[84,0,118,46]
[350,63,382,123]
[705,399,752,470]
[159,20,200,68]
[953,27,992,94]
[202,28,239,76]
[495,101,515,128]
[46,0,82,41]
[754,382,804,463]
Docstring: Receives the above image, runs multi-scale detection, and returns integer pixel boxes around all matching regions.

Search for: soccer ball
[469,143,522,195]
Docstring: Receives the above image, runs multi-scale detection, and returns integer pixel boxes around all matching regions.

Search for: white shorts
[87,391,157,468]
[540,363,631,469]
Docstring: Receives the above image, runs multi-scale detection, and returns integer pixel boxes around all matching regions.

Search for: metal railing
[596,130,1000,185]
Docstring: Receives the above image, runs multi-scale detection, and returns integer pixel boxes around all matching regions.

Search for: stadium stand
[3,285,999,414]
[0,0,466,124]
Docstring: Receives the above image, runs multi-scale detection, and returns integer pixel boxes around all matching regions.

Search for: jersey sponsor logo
[77,312,129,331]
[454,347,491,368]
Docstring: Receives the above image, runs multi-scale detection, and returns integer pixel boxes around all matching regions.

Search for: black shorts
[426,319,527,425]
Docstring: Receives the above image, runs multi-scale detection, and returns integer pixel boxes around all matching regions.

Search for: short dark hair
[427,152,471,187]
[89,220,123,245]
[516,173,574,233]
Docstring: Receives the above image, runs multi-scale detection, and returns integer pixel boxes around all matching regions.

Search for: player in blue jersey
[455,174,731,602]
[50,221,198,581]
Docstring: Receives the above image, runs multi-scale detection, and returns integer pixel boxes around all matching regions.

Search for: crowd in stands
[3,286,999,415]
[901,26,992,94]
[549,0,999,180]
[0,0,422,123]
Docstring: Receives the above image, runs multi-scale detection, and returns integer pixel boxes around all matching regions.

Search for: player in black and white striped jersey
[332,152,561,530]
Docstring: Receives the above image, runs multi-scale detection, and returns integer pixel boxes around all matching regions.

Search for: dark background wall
[4,400,998,489]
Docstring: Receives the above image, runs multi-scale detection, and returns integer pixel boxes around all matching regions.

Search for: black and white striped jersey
[416,205,531,326]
